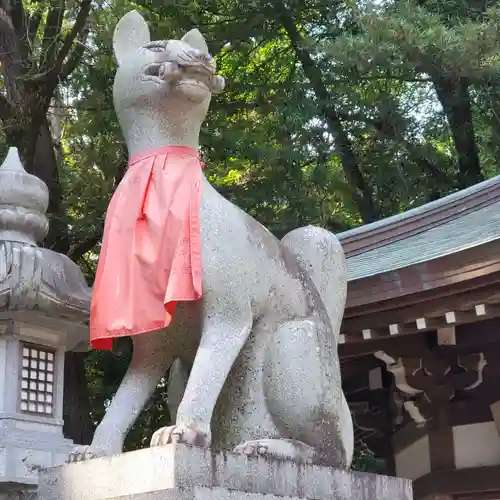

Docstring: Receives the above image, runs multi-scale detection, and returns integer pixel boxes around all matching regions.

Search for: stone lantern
[0,148,91,498]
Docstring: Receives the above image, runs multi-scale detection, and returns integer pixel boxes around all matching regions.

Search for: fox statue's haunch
[69,10,353,467]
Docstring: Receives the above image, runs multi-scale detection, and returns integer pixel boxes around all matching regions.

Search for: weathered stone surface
[75,10,353,471]
[39,445,412,500]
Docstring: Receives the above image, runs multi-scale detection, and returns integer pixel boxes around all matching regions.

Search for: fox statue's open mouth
[142,61,224,93]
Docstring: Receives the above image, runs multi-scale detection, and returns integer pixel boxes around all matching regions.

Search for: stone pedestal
[37,444,412,500]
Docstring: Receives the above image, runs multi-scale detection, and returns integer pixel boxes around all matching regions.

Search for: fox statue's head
[112,10,225,150]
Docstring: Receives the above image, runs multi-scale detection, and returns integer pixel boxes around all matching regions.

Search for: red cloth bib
[90,146,203,350]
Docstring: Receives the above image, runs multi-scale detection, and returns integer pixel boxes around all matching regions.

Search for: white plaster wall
[394,435,430,480]
[0,339,6,413]
[454,422,500,469]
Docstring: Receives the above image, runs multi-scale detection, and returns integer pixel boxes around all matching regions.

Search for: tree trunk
[276,5,380,223]
[485,89,500,168]
[433,76,483,189]
[0,4,94,446]
[367,114,450,200]
[63,351,94,444]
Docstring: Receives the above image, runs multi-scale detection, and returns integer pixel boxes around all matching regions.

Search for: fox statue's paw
[150,422,211,448]
[234,439,316,464]
[67,445,110,463]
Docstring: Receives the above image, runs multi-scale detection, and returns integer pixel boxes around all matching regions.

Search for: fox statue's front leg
[69,332,175,462]
[150,288,253,448]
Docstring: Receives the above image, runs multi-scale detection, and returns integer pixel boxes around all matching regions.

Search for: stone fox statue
[69,10,353,467]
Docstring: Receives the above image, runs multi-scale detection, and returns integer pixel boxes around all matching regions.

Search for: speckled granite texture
[37,444,412,500]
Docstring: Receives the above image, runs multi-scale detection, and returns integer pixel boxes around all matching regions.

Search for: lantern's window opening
[19,343,55,416]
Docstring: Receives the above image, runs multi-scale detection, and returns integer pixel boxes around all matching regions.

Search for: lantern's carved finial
[0,147,49,245]
[0,146,90,348]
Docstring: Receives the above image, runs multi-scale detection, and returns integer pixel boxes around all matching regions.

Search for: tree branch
[27,0,91,83]
[60,28,89,81]
[22,0,92,170]
[337,73,431,83]
[67,226,103,261]
[277,3,380,223]
[27,9,43,51]
[51,0,91,75]
[40,0,66,72]
[67,151,128,261]
[337,109,450,189]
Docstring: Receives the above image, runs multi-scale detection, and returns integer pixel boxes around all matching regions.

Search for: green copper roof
[338,175,500,281]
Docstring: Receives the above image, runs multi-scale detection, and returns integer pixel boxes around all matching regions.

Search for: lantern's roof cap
[0,147,90,351]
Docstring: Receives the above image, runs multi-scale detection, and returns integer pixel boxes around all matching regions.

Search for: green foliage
[351,445,386,474]
[4,0,500,462]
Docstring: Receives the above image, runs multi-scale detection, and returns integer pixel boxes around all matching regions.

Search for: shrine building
[338,174,500,500]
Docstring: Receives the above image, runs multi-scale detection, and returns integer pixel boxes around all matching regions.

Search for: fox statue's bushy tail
[260,225,354,467]
[281,225,347,344]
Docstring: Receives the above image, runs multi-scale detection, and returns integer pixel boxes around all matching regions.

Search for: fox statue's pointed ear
[181,29,209,54]
[113,10,151,66]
